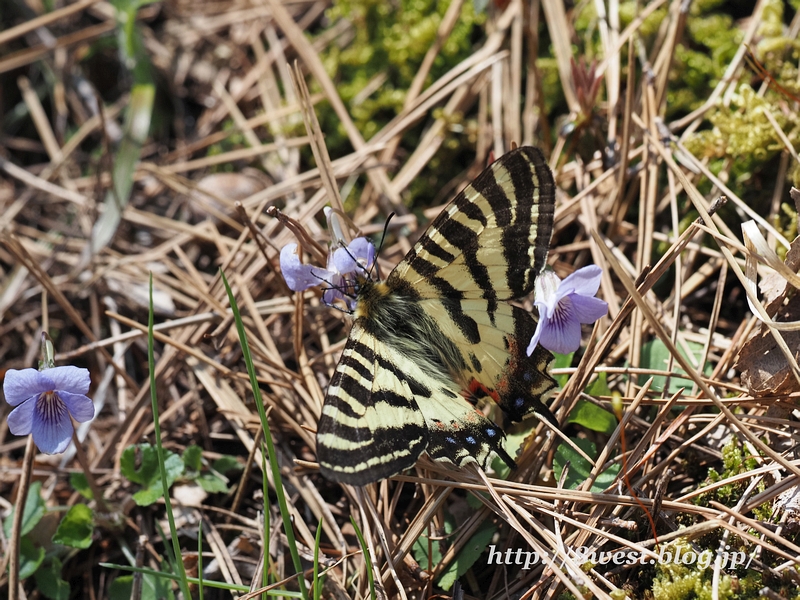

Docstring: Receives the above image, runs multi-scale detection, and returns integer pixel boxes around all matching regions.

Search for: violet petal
[570,294,609,324]
[559,265,602,297]
[46,365,91,395]
[539,311,582,355]
[59,391,95,422]
[3,369,50,406]
[280,244,329,291]
[7,397,36,435]
[31,395,73,454]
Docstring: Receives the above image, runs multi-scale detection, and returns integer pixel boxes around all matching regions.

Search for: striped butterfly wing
[387,146,557,425]
[316,320,513,485]
[316,323,427,484]
[416,298,557,425]
[389,146,555,302]
[316,147,557,485]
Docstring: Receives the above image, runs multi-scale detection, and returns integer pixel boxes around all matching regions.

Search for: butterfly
[315,146,558,485]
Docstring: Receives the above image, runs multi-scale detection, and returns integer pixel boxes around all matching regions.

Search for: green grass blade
[197,521,204,600]
[262,444,271,592]
[313,519,324,600]
[350,516,376,600]
[148,274,192,600]
[221,270,309,600]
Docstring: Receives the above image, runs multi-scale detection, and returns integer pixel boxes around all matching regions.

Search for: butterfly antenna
[370,212,395,279]
[334,240,372,279]
[317,274,358,312]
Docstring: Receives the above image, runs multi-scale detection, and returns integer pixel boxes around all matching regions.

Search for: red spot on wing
[466,378,500,404]
[495,335,523,397]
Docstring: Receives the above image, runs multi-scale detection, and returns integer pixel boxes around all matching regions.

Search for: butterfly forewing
[315,147,557,485]
[390,146,555,301]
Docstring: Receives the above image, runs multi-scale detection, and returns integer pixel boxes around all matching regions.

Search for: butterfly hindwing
[316,322,427,485]
[316,319,515,485]
[315,147,557,484]
[416,298,557,424]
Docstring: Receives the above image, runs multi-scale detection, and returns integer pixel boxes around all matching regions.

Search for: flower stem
[71,430,110,513]
[7,436,35,600]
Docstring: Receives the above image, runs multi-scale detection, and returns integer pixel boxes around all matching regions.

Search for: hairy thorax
[353,278,465,383]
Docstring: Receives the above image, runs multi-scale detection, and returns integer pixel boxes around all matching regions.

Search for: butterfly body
[316,147,558,485]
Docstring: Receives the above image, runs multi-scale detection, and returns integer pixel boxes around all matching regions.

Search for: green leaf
[567,399,617,435]
[586,371,611,397]
[638,339,712,394]
[121,444,184,506]
[108,573,176,600]
[412,530,443,572]
[18,536,45,579]
[594,462,622,492]
[70,472,94,500]
[553,438,621,492]
[413,511,460,572]
[3,481,45,538]
[466,491,485,510]
[554,437,593,490]
[120,444,157,484]
[212,455,242,474]
[34,557,70,600]
[437,519,497,591]
[141,571,177,600]
[490,422,531,478]
[551,351,575,387]
[182,444,202,473]
[108,575,134,600]
[196,473,229,494]
[132,456,184,506]
[53,504,94,549]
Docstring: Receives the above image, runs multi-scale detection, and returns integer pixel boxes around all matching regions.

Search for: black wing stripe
[322,390,424,442]
[471,160,512,227]
[418,234,456,265]
[434,216,497,303]
[532,157,556,277]
[389,147,554,301]
[336,354,373,383]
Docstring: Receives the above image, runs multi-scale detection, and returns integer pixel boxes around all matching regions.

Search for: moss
[682,82,798,188]
[666,6,742,116]
[693,439,772,537]
[681,0,799,207]
[652,540,736,600]
[773,203,798,252]
[619,2,668,38]
[317,0,484,155]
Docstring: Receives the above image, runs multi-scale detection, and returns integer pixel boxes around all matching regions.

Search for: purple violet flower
[527,265,608,356]
[280,237,375,310]
[280,206,376,309]
[4,366,94,454]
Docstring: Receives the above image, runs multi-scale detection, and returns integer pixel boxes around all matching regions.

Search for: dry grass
[2,1,800,599]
